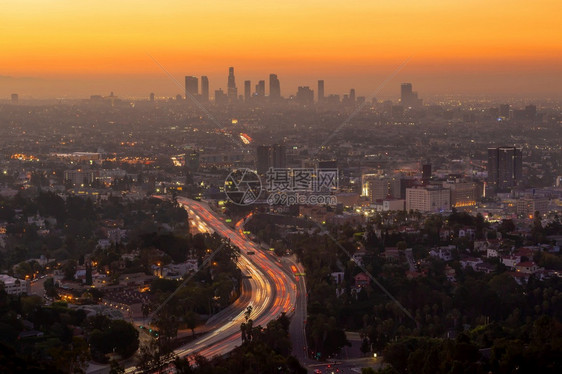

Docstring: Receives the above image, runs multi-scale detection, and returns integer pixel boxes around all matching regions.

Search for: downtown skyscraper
[185,76,198,98]
[227,67,237,102]
[201,76,209,102]
[269,74,281,101]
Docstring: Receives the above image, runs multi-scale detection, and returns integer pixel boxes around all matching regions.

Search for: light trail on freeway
[126,197,298,372]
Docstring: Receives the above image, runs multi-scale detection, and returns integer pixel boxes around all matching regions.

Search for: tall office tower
[256,80,265,97]
[269,74,281,101]
[296,86,314,105]
[227,67,237,102]
[487,147,523,192]
[349,88,356,103]
[187,151,200,172]
[244,80,251,102]
[422,164,432,184]
[201,76,209,102]
[256,144,286,174]
[271,144,286,169]
[185,76,198,98]
[400,83,422,107]
[256,145,271,175]
[400,176,418,199]
[215,89,227,105]
[149,93,155,102]
[11,93,18,104]
[401,83,412,103]
[318,80,325,102]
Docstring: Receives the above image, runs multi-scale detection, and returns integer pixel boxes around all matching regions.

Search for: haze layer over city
[1,1,561,374]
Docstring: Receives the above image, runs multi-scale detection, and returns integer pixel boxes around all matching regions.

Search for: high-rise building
[149,92,155,102]
[487,147,522,192]
[256,145,286,174]
[271,144,286,169]
[11,93,18,104]
[201,76,209,102]
[256,145,271,175]
[227,67,237,102]
[443,180,480,208]
[362,174,401,202]
[400,176,418,199]
[350,89,356,103]
[269,74,281,101]
[187,151,200,172]
[318,80,325,102]
[422,164,432,184]
[215,89,227,105]
[400,83,422,107]
[296,86,314,105]
[244,80,251,102]
[185,76,198,98]
[406,186,451,213]
[255,80,265,98]
[516,196,549,218]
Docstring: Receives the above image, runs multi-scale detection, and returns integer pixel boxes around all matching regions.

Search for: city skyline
[1,0,561,99]
[1,1,561,373]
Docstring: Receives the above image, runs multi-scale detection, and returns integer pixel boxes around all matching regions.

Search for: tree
[361,337,371,356]
[531,211,546,243]
[108,319,140,358]
[44,277,58,298]
[62,260,77,281]
[49,336,90,373]
[85,265,92,286]
[88,318,139,359]
[184,310,200,337]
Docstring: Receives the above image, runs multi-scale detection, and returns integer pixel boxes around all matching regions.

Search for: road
[129,197,298,369]
[284,256,309,363]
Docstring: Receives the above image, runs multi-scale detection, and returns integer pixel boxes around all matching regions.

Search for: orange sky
[1,0,561,99]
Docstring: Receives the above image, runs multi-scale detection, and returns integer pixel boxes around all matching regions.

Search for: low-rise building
[0,274,30,295]
[501,255,520,268]
[354,273,369,287]
[515,261,540,274]
[460,257,483,270]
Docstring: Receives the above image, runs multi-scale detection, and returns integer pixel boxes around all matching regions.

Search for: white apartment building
[0,274,30,295]
[406,186,450,213]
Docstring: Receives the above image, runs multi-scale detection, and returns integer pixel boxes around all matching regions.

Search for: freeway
[164,198,297,361]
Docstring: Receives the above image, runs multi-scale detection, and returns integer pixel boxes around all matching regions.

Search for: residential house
[354,273,369,287]
[460,257,483,270]
[331,272,344,285]
[515,261,540,274]
[475,262,495,274]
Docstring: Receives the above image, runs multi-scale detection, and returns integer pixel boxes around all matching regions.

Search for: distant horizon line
[2,92,560,104]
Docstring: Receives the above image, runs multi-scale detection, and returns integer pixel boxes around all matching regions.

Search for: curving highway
[167,198,297,361]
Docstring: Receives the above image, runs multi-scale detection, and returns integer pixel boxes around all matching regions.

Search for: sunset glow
[2,0,561,98]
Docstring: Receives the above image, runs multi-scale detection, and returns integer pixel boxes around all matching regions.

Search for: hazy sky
[1,0,561,99]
